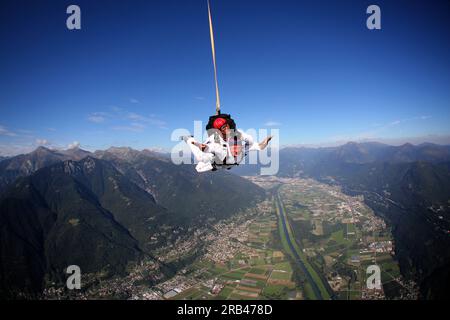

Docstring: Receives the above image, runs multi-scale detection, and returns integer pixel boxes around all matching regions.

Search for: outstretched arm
[238,130,273,151]
[258,135,273,150]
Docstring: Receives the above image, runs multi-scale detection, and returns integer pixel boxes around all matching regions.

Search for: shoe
[195,161,214,172]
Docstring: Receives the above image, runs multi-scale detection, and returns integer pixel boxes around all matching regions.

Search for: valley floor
[43,177,420,300]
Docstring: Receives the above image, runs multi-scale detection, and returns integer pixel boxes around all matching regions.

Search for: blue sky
[1,0,449,155]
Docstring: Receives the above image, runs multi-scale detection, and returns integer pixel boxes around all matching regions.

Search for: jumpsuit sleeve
[238,129,261,151]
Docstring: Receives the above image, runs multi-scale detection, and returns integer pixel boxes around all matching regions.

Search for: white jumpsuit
[186,129,261,173]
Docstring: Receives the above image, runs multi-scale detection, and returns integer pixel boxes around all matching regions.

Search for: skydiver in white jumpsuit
[182,117,272,173]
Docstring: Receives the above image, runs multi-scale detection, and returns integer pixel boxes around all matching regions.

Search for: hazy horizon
[2,134,450,157]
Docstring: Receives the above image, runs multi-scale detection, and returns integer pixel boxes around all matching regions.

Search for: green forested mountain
[0,149,265,298]
[0,158,145,298]
[95,147,266,222]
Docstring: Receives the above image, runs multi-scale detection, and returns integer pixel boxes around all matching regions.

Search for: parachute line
[207,0,221,115]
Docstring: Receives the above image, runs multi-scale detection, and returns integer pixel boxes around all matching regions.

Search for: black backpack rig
[204,113,243,170]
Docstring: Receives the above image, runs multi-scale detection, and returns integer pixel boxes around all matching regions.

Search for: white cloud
[130,98,139,104]
[88,116,105,123]
[127,112,147,122]
[388,115,431,127]
[126,112,167,129]
[130,122,146,130]
[112,123,145,132]
[0,144,35,156]
[111,106,123,113]
[35,139,50,146]
[87,112,110,123]
[67,141,80,149]
[16,129,33,134]
[0,125,17,137]
[89,108,167,130]
[345,115,435,141]
[264,121,281,127]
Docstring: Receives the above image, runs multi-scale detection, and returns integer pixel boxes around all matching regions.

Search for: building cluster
[368,240,393,253]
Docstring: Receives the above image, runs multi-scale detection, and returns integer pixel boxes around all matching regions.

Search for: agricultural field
[278,178,415,299]
[169,203,300,300]
[158,177,416,301]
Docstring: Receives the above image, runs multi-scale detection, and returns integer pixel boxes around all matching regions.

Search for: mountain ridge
[0,146,265,298]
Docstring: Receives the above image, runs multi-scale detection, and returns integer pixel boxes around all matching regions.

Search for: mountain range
[1,141,449,299]
[0,146,90,193]
[0,146,265,298]
[236,141,450,299]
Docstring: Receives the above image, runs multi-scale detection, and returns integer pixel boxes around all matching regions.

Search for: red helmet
[213,117,227,129]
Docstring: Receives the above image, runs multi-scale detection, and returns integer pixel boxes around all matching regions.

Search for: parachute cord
[207,0,221,115]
